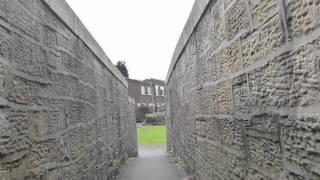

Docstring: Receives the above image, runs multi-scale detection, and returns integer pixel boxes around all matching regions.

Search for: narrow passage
[117,145,182,180]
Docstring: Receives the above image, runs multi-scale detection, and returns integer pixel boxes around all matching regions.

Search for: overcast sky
[65,0,195,81]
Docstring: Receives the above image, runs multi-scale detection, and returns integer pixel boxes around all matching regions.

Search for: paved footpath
[117,145,182,180]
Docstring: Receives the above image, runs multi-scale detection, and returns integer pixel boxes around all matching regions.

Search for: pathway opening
[117,125,182,180]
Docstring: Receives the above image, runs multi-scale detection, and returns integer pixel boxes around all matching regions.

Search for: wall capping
[165,0,212,83]
[42,0,128,87]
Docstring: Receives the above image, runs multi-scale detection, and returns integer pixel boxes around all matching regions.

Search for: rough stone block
[247,169,269,180]
[38,97,67,112]
[47,169,62,180]
[212,81,233,114]
[61,164,77,180]
[51,73,78,97]
[222,39,243,74]
[248,0,278,25]
[224,0,234,9]
[247,136,282,170]
[248,113,285,133]
[29,142,49,176]
[245,113,285,174]
[0,110,30,159]
[68,127,90,160]
[75,83,97,105]
[190,90,201,118]
[43,25,56,49]
[66,101,95,125]
[199,86,212,115]
[9,81,34,105]
[8,1,41,41]
[241,15,283,67]
[219,118,243,151]
[46,51,61,69]
[12,34,48,77]
[194,118,208,137]
[0,0,9,20]
[47,110,66,136]
[198,49,221,84]
[207,117,220,142]
[56,33,70,50]
[0,171,9,180]
[73,39,93,61]
[12,33,32,69]
[47,137,69,163]
[232,74,252,114]
[80,65,97,86]
[208,117,244,153]
[286,0,320,38]
[196,1,225,55]
[0,25,10,60]
[183,36,198,88]
[0,63,9,98]
[249,38,320,108]
[61,51,75,73]
[283,115,320,179]
[30,111,48,138]
[206,143,245,179]
[193,137,207,163]
[225,0,249,40]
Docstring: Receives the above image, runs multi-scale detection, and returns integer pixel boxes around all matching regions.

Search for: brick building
[127,78,165,121]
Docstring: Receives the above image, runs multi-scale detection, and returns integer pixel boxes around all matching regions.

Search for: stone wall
[166,0,320,179]
[0,0,137,179]
[127,97,139,157]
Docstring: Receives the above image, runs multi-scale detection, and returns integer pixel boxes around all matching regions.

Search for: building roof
[127,78,165,86]
[143,78,165,85]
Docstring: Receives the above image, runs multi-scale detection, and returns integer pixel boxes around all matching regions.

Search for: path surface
[117,145,182,180]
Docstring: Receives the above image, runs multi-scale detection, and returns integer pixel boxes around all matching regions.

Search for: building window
[141,86,145,95]
[147,86,151,95]
[155,85,159,96]
[142,103,146,106]
[137,103,140,107]
[160,86,165,96]
[149,103,153,107]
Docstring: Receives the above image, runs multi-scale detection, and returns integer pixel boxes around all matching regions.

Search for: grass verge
[137,125,167,144]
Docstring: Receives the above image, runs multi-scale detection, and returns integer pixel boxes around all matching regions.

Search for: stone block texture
[0,0,137,179]
[166,0,320,179]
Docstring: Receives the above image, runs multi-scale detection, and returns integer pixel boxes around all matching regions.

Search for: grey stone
[0,0,137,179]
[166,0,320,179]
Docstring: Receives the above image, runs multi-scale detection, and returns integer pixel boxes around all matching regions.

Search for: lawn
[137,126,167,144]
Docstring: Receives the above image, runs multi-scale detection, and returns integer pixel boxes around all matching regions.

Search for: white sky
[65,0,195,81]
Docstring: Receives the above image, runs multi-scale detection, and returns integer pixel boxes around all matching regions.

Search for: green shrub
[112,159,122,169]
[136,106,152,122]
[144,112,165,125]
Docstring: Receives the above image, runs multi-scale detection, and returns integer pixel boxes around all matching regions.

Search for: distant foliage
[144,112,165,125]
[136,106,151,122]
[116,61,129,78]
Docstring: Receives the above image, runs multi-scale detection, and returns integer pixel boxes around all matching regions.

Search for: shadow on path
[117,145,182,180]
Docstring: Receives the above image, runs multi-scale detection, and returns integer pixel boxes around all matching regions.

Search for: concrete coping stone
[42,0,128,88]
[165,0,211,83]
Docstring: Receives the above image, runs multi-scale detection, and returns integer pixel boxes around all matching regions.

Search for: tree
[116,61,129,78]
